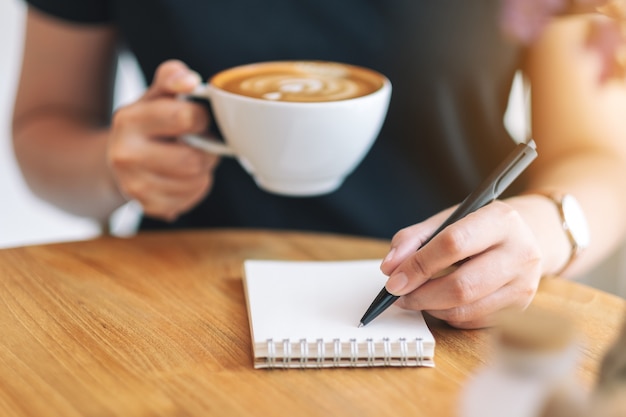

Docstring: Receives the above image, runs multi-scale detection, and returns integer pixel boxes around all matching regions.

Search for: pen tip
[358,322,364,328]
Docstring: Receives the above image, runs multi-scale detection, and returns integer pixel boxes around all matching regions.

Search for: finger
[124,152,216,190]
[380,206,456,275]
[398,258,503,312]
[385,201,528,296]
[122,167,214,220]
[141,181,213,221]
[113,98,209,138]
[420,283,535,329]
[397,247,540,312]
[111,137,218,180]
[143,60,202,100]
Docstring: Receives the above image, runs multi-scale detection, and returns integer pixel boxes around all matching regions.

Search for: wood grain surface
[0,229,624,417]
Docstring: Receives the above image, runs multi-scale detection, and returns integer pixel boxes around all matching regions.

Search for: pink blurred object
[587,17,626,81]
[499,0,609,44]
[500,0,626,82]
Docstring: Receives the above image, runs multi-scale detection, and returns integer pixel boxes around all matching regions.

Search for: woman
[12,0,626,328]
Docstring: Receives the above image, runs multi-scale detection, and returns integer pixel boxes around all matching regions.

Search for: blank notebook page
[243,259,435,369]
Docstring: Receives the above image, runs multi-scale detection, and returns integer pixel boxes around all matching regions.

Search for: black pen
[358,140,538,327]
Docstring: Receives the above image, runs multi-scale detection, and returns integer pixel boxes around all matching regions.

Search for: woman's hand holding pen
[108,60,219,221]
[380,199,545,330]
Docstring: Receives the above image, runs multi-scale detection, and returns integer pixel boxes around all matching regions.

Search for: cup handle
[179,84,236,157]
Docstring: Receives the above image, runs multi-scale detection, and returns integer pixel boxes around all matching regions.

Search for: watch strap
[534,191,586,276]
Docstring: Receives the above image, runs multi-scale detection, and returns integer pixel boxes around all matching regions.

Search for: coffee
[212,61,384,102]
[183,60,391,196]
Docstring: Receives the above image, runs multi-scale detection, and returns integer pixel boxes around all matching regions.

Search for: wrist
[529,191,590,276]
[516,189,591,277]
[505,194,576,277]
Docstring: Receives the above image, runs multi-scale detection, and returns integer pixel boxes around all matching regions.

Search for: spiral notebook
[242,259,435,369]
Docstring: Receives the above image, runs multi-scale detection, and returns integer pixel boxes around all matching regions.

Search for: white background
[1,0,625,296]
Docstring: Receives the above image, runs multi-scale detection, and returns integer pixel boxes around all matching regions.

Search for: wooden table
[0,229,624,417]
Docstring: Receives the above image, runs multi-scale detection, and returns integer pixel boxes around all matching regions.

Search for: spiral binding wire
[282,339,291,367]
[366,338,375,366]
[316,338,325,368]
[264,337,426,368]
[299,338,309,368]
[267,337,276,368]
[333,338,341,365]
[417,337,423,366]
[383,337,391,366]
[349,338,358,365]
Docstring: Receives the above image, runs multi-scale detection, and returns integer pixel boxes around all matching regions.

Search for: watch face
[562,194,590,249]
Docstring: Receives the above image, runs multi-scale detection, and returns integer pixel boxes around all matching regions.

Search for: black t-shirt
[26,0,524,239]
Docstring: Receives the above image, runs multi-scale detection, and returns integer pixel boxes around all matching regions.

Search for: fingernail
[382,247,396,265]
[386,272,408,295]
[168,70,201,90]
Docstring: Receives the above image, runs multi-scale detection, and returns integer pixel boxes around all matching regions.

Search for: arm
[522,13,626,277]
[379,14,626,328]
[13,7,217,222]
[12,7,122,221]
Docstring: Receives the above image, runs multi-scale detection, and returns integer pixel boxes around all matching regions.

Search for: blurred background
[2,0,625,297]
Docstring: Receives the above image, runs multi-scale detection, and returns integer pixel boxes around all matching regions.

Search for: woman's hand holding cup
[108,58,390,219]
[108,60,220,221]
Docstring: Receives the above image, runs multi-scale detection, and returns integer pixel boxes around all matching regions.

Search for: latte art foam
[213,61,384,103]
[240,75,360,102]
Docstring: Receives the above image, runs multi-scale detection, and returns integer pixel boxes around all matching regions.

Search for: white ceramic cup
[182,60,391,196]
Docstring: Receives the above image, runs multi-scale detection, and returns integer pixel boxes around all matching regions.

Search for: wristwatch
[537,191,590,276]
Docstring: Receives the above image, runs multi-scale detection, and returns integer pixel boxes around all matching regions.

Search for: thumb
[143,59,202,100]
